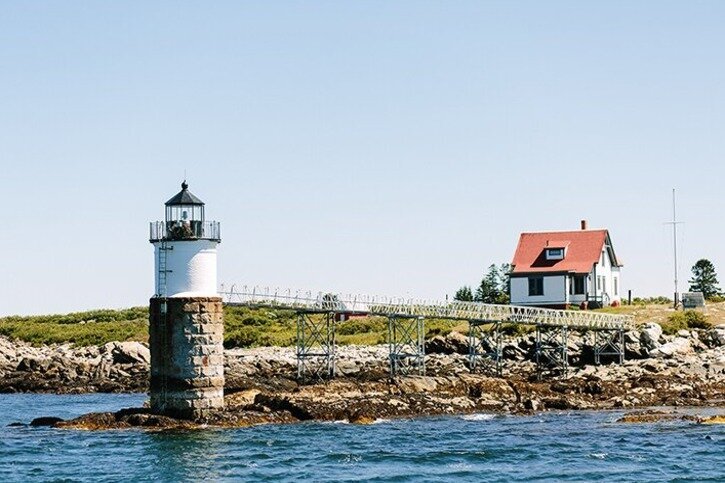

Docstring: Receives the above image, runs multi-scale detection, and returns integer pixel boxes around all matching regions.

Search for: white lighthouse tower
[148,181,225,421]
[150,181,221,297]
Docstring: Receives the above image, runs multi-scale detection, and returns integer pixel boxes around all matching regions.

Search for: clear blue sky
[2,1,724,315]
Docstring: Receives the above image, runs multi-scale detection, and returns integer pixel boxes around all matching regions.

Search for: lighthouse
[148,181,224,420]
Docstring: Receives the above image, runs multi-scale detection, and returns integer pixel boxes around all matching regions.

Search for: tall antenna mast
[664,188,684,308]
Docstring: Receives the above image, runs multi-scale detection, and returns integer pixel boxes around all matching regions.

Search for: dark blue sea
[1,394,723,482]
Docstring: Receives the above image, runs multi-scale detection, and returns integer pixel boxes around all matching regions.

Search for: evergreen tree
[457,262,512,305]
[475,265,502,303]
[689,259,721,299]
[454,286,474,301]
[498,263,511,303]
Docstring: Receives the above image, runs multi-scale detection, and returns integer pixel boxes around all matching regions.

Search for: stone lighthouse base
[149,296,225,420]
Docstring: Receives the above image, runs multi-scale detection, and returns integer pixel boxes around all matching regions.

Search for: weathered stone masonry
[149,296,224,420]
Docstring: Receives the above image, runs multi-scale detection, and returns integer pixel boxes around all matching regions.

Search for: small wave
[461,414,495,422]
[339,454,362,464]
[370,418,391,425]
[447,462,473,471]
[589,453,607,459]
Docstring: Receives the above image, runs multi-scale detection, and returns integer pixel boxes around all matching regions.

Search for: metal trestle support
[535,325,569,377]
[594,329,625,365]
[388,316,425,377]
[468,320,502,376]
[296,311,336,381]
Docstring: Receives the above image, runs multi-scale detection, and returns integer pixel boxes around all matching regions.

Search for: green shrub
[224,326,262,348]
[337,317,386,335]
[683,310,711,329]
[0,320,148,346]
[500,323,535,336]
[0,307,148,325]
[663,312,688,335]
[426,327,452,338]
[663,310,711,334]
[630,296,673,306]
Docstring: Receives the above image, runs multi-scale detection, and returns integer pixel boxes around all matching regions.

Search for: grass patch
[223,306,297,348]
[12,301,711,348]
[0,319,149,347]
[0,307,467,348]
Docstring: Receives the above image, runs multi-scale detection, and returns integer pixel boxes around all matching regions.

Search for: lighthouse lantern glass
[165,204,205,240]
[166,204,204,224]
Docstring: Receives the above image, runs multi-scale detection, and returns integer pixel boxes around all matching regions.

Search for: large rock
[649,337,692,358]
[639,323,663,350]
[707,324,725,347]
[102,342,150,365]
[624,330,646,359]
[502,344,527,361]
[16,357,52,372]
[425,331,469,355]
[0,338,17,365]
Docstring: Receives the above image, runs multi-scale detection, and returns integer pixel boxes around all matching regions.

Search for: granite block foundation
[149,297,224,420]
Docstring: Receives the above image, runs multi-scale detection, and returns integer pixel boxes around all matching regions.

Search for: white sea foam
[461,413,495,422]
[370,418,391,424]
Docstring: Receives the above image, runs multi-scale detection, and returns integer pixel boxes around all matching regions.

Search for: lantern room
[165,181,205,235]
[149,181,220,242]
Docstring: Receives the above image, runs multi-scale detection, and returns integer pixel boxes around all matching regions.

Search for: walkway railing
[219,285,634,331]
[220,284,634,380]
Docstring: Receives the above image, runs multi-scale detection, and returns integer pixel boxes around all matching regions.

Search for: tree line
[454,263,511,304]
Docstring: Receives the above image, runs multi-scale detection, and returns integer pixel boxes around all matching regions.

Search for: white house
[509,221,623,309]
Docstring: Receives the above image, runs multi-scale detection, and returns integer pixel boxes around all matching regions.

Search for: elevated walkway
[220,285,634,380]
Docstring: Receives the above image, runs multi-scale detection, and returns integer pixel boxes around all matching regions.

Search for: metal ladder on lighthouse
[157,240,173,298]
[156,240,173,411]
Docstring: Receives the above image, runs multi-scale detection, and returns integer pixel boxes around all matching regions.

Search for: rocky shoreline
[3,322,724,429]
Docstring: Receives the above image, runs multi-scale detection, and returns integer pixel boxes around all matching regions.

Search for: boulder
[0,338,17,364]
[624,331,646,359]
[16,357,51,372]
[425,331,469,355]
[336,360,360,376]
[639,323,663,350]
[102,342,150,365]
[707,324,725,347]
[649,337,692,358]
[523,398,541,411]
[502,344,526,361]
[30,416,64,427]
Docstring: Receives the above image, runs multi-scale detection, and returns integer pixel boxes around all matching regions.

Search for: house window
[546,248,564,260]
[573,275,586,295]
[614,277,618,296]
[597,276,602,291]
[528,277,544,296]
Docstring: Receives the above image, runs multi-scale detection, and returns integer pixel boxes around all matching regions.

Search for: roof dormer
[545,241,569,261]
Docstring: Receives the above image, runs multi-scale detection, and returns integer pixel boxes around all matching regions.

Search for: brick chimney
[581,219,588,230]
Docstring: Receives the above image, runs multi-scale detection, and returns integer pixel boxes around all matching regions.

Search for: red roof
[511,229,619,274]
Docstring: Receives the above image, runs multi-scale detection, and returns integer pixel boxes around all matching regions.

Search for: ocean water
[1,394,723,482]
